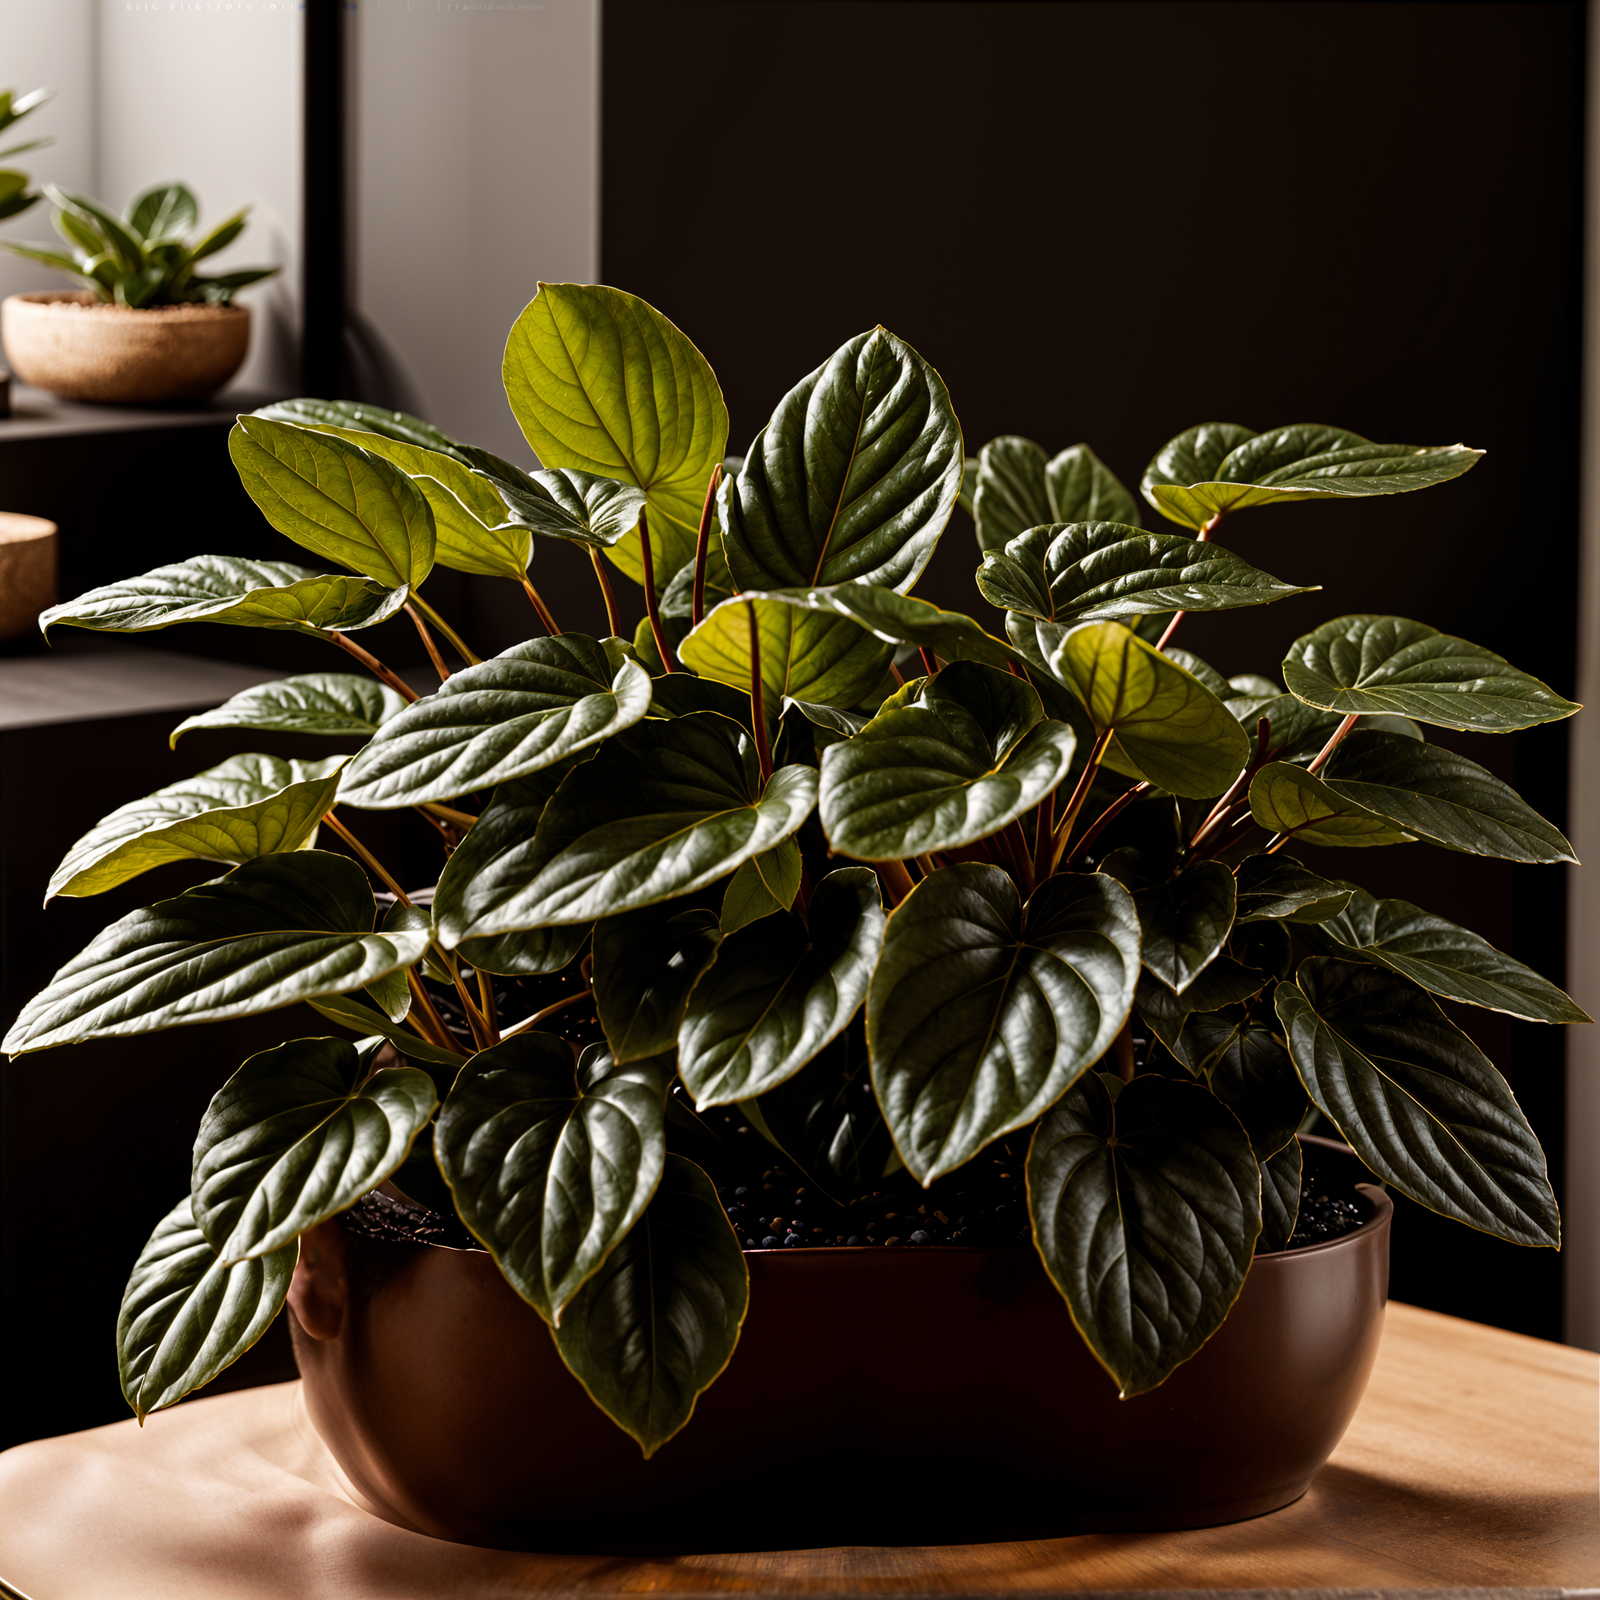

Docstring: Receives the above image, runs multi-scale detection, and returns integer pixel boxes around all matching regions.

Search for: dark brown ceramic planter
[329,1136,1390,1549]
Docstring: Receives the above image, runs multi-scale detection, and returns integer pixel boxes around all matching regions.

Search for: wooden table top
[530,1301,1597,1595]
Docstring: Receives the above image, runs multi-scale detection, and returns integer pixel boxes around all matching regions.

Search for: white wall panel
[349,0,599,460]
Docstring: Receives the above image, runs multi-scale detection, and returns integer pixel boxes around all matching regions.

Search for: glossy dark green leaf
[1248,762,1415,848]
[1050,620,1250,798]
[1258,1139,1303,1253]
[647,670,755,730]
[680,868,885,1108]
[1225,689,1421,764]
[1046,443,1142,529]
[1276,958,1559,1246]
[551,1154,747,1456]
[253,398,467,456]
[819,661,1076,860]
[1196,1013,1306,1158]
[592,903,722,1062]
[433,715,817,942]
[751,1026,895,1198]
[436,1034,671,1322]
[47,754,346,901]
[117,1197,297,1422]
[306,992,469,1068]
[978,521,1312,625]
[1321,732,1575,863]
[457,923,591,978]
[191,1036,438,1262]
[1102,855,1235,994]
[461,451,649,552]
[1315,886,1590,1024]
[38,555,407,639]
[720,839,802,936]
[1283,616,1579,732]
[1027,1072,1260,1395]
[971,436,1052,555]
[867,865,1140,1183]
[721,326,963,594]
[171,673,408,747]
[1133,962,1267,1059]
[678,593,894,711]
[1141,422,1482,532]
[1234,853,1354,924]
[229,416,436,588]
[3,853,430,1055]
[340,635,651,808]
[502,282,727,587]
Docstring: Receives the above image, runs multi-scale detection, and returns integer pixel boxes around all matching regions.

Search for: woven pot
[0,289,249,404]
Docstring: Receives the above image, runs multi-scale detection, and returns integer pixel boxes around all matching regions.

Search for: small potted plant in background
[0,83,53,416]
[0,179,278,404]
[3,283,1585,1541]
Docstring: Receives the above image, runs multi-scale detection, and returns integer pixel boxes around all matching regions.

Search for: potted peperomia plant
[4,283,1585,1538]
[0,179,278,403]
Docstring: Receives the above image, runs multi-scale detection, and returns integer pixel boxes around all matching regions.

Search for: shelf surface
[0,382,277,443]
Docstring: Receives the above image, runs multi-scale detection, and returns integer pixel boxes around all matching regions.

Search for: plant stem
[441,954,492,1051]
[795,860,813,916]
[410,593,482,665]
[745,600,773,783]
[415,807,458,852]
[323,812,411,904]
[1112,1020,1136,1083]
[691,464,723,629]
[1070,780,1149,871]
[879,857,916,906]
[406,603,451,685]
[422,801,478,828]
[638,507,677,672]
[406,970,465,1053]
[476,967,499,1038]
[502,988,592,1039]
[918,647,939,678]
[588,548,621,639]
[519,574,562,636]
[1049,729,1114,873]
[1032,787,1056,884]
[1003,819,1035,897]
[1307,712,1360,774]
[1189,718,1270,850]
[329,631,420,703]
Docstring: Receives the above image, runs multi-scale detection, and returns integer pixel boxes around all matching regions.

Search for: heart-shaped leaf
[1102,854,1235,994]
[785,582,1023,670]
[1249,762,1415,847]
[720,839,802,935]
[1315,886,1589,1024]
[550,1153,748,1457]
[433,714,818,942]
[1276,958,1559,1246]
[867,864,1140,1183]
[1283,616,1580,732]
[1193,1013,1307,1158]
[1027,1072,1260,1396]
[1258,1138,1303,1253]
[978,521,1313,625]
[1050,620,1250,798]
[721,326,963,594]
[38,555,408,639]
[502,282,727,586]
[1141,422,1482,532]
[435,1034,671,1323]
[592,902,722,1062]
[117,1197,297,1422]
[48,754,347,901]
[229,416,436,588]
[171,673,407,747]
[680,868,885,1108]
[678,593,894,712]
[339,635,651,808]
[1320,731,1575,863]
[1134,963,1268,1059]
[3,852,431,1055]
[971,438,1140,556]
[128,182,197,241]
[461,451,649,552]
[306,992,469,1069]
[1234,853,1354,924]
[191,1036,439,1262]
[819,661,1076,861]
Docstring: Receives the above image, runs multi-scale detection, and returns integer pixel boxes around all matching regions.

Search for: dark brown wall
[602,0,1587,1337]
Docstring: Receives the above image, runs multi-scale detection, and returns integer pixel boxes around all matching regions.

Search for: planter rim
[3,288,247,317]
